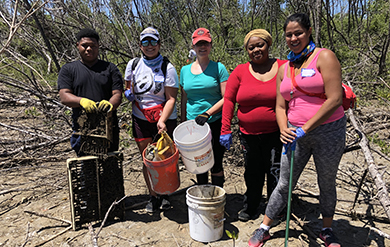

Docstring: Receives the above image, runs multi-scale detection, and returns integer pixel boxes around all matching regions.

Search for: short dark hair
[76,28,100,42]
[283,13,313,42]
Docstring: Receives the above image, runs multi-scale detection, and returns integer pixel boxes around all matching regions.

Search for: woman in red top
[220,29,287,221]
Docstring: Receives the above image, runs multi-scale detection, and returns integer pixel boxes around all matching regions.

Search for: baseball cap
[192,28,212,45]
[140,27,160,41]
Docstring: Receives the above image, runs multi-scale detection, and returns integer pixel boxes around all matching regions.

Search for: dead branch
[0,136,69,157]
[24,210,71,225]
[364,122,390,135]
[0,122,53,140]
[378,77,390,90]
[96,194,128,237]
[371,146,390,162]
[0,0,50,55]
[88,223,99,247]
[0,185,40,196]
[20,222,30,247]
[369,226,390,239]
[0,77,64,108]
[0,155,71,167]
[335,208,388,222]
[296,185,390,222]
[85,193,130,246]
[0,137,38,145]
[291,213,321,243]
[22,0,60,72]
[347,109,390,221]
[34,226,72,247]
[351,169,368,211]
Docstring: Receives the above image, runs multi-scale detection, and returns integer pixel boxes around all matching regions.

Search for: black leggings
[239,131,282,212]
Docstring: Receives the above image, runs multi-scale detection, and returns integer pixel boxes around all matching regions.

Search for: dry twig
[24,210,72,225]
[88,223,99,247]
[369,226,390,239]
[20,222,30,247]
[34,226,72,247]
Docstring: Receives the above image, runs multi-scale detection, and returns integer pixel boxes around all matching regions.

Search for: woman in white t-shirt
[124,27,179,213]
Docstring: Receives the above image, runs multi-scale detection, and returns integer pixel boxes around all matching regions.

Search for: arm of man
[109,89,122,111]
[59,88,83,108]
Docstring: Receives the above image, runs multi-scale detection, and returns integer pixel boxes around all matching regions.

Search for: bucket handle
[179,152,199,163]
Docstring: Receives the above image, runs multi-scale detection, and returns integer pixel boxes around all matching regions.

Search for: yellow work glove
[80,98,97,113]
[97,100,113,113]
[156,131,175,160]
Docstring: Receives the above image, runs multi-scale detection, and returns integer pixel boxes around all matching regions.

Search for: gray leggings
[265,115,346,219]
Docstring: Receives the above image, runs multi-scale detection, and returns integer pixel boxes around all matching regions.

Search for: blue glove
[124,89,135,102]
[283,127,306,154]
[219,133,232,150]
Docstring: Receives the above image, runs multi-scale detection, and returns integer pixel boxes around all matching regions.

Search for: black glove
[195,112,210,126]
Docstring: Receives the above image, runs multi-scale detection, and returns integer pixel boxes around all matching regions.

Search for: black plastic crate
[67,152,125,230]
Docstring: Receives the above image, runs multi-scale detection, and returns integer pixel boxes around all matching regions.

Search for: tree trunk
[22,0,60,72]
[378,0,390,75]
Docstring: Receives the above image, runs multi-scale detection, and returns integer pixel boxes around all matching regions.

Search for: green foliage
[24,107,41,117]
[374,83,390,101]
[64,110,72,116]
[368,133,390,155]
[1,0,390,107]
[226,230,238,247]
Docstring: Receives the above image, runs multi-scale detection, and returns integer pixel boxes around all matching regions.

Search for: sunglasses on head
[141,40,158,47]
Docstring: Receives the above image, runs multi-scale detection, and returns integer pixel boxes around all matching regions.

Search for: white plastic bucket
[186,185,226,242]
[173,120,214,174]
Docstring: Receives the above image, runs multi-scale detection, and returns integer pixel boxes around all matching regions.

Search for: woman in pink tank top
[248,13,346,247]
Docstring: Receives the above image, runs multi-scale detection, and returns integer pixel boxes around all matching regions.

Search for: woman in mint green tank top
[179,28,229,187]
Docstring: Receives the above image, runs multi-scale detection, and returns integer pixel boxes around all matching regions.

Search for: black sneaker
[159,195,171,210]
[319,228,341,247]
[248,228,270,247]
[145,196,160,213]
[238,207,256,221]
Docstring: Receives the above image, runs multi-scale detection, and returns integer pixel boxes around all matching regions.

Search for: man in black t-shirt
[57,28,123,155]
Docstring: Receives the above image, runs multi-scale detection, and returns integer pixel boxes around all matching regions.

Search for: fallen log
[347,109,390,221]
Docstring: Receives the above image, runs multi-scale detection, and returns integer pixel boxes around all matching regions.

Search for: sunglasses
[141,40,159,47]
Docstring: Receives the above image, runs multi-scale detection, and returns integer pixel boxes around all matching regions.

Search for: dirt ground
[1,102,390,247]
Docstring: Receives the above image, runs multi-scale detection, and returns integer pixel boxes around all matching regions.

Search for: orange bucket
[142,143,180,195]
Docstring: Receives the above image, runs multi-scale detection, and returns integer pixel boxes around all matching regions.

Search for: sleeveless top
[279,48,344,127]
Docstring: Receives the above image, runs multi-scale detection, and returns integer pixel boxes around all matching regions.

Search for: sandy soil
[0,134,390,247]
[0,97,389,247]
